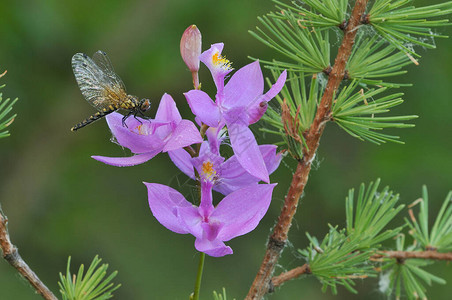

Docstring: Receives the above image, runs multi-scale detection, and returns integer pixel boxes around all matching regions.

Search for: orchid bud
[180,25,202,73]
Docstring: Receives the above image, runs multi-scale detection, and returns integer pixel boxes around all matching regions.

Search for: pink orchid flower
[184,43,286,182]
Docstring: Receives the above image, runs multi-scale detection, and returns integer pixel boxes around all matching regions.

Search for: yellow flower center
[201,161,216,181]
[212,52,232,70]
[135,124,148,135]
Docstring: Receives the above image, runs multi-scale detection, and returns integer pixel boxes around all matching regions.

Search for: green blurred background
[0,0,450,299]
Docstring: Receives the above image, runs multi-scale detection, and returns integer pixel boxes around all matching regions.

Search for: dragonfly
[71,50,151,131]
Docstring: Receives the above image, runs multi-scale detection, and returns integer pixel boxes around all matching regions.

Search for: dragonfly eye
[140,99,151,111]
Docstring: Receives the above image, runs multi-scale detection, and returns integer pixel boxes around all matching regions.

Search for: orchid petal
[177,206,203,238]
[223,61,263,109]
[247,70,287,124]
[193,142,225,172]
[199,43,233,93]
[154,93,182,123]
[194,116,202,127]
[144,183,194,234]
[212,184,276,241]
[215,145,281,195]
[205,127,222,155]
[92,151,160,167]
[262,70,287,101]
[163,120,203,152]
[201,221,222,241]
[258,145,282,175]
[199,42,224,71]
[194,238,233,257]
[246,101,268,126]
[184,90,221,127]
[106,113,163,154]
[213,182,258,197]
[225,118,269,183]
[199,181,214,215]
[168,149,195,179]
[191,143,225,189]
[197,141,210,157]
[106,111,143,129]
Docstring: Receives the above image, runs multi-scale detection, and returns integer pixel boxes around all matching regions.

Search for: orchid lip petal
[199,43,233,93]
[199,43,224,66]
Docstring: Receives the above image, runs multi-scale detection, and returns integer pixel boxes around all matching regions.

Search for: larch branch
[371,250,452,261]
[270,250,452,287]
[0,208,58,300]
[246,1,369,299]
[271,264,311,289]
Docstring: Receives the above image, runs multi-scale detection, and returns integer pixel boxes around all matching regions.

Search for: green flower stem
[191,252,205,300]
[192,71,200,90]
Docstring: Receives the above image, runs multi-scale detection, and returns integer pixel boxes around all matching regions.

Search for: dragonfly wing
[72,53,125,111]
[92,50,126,92]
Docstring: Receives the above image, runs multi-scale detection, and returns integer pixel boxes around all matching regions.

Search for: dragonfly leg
[133,111,144,125]
[122,111,134,128]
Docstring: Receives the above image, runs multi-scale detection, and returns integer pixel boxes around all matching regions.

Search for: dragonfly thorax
[127,95,140,108]
[127,95,150,112]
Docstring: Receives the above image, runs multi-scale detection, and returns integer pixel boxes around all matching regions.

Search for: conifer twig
[0,208,58,300]
[271,264,311,288]
[246,1,369,298]
[270,250,452,288]
[371,250,452,261]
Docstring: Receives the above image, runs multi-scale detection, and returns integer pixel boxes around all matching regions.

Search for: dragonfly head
[139,98,151,112]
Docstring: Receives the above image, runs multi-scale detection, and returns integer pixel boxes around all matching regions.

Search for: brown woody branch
[371,250,452,261]
[271,264,311,289]
[0,208,58,300]
[246,1,369,299]
[270,250,452,288]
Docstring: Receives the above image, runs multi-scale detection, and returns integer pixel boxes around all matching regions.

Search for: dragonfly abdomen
[71,107,116,131]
